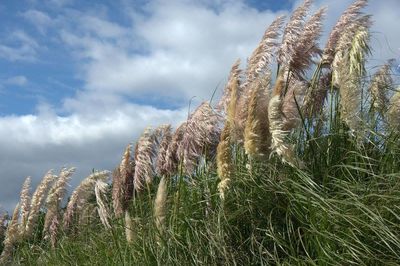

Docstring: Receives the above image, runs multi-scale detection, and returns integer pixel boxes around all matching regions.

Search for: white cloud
[21,9,52,34]
[0,30,39,62]
[3,75,28,86]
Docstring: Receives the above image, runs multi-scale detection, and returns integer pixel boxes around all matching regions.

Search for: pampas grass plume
[18,177,31,235]
[25,171,56,238]
[154,176,168,235]
[0,204,20,264]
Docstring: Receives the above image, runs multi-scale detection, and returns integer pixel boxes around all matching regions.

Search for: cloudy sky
[0,0,399,213]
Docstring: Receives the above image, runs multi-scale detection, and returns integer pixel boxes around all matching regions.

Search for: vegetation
[1,0,400,264]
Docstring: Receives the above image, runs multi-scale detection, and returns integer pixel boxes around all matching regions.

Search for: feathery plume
[120,144,134,211]
[244,77,271,158]
[179,102,221,175]
[235,16,285,142]
[95,180,111,229]
[0,213,7,241]
[217,121,233,200]
[323,0,368,65]
[333,23,370,132]
[245,15,286,83]
[302,70,332,117]
[49,215,59,249]
[112,166,123,218]
[43,167,75,236]
[154,176,168,235]
[269,77,304,168]
[387,87,400,132]
[0,204,20,264]
[25,170,56,238]
[18,177,31,235]
[217,59,242,114]
[369,64,392,115]
[63,170,110,229]
[163,122,187,176]
[156,125,173,177]
[134,127,158,191]
[282,78,308,131]
[125,211,134,243]
[278,0,312,69]
[290,7,326,77]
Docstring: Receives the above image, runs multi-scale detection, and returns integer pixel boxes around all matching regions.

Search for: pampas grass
[25,171,56,239]
[179,102,221,175]
[18,177,31,236]
[43,167,75,237]
[0,204,19,264]
[124,211,134,243]
[155,124,173,177]
[119,144,134,212]
[387,87,400,132]
[369,63,392,115]
[163,122,187,176]
[323,0,368,65]
[63,170,110,229]
[95,180,111,229]
[154,176,167,235]
[244,78,271,159]
[278,0,312,70]
[134,127,158,191]
[217,121,232,200]
[333,23,370,133]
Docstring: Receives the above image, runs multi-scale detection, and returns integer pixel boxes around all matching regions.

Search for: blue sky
[0,0,399,212]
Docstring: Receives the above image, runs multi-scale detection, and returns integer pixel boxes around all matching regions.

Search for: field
[1,0,400,265]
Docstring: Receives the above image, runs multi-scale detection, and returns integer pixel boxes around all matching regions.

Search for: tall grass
[1,0,400,264]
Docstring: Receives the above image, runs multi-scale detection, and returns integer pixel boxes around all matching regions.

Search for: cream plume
[63,170,110,229]
[156,125,173,177]
[268,76,304,168]
[244,77,271,158]
[278,0,312,69]
[246,15,286,83]
[323,0,368,65]
[217,121,233,200]
[134,127,158,191]
[43,167,75,236]
[0,204,20,264]
[179,102,221,175]
[95,180,112,229]
[333,22,371,133]
[120,144,134,210]
[25,170,56,238]
[154,176,168,235]
[163,122,187,176]
[387,87,400,132]
[112,166,123,218]
[217,59,242,114]
[18,177,31,235]
[369,63,392,115]
[290,7,326,77]
[125,211,134,243]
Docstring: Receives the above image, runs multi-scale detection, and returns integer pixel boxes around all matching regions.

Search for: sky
[0,0,399,213]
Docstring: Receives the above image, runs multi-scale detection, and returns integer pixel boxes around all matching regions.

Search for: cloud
[21,9,52,34]
[0,30,39,62]
[3,75,28,87]
[56,0,284,106]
